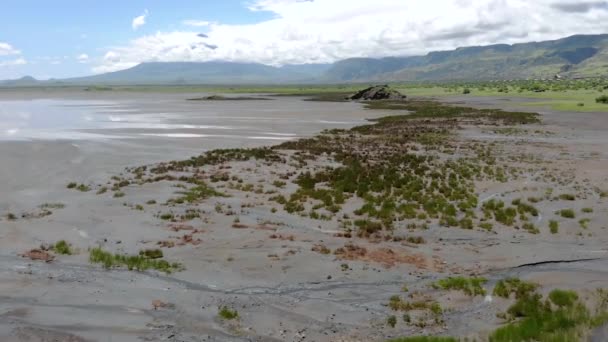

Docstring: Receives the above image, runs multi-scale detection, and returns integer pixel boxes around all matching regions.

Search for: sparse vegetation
[53,240,72,255]
[218,306,239,320]
[493,278,538,299]
[89,247,182,273]
[596,95,608,104]
[489,287,607,342]
[559,209,576,219]
[433,277,487,296]
[387,315,397,328]
[549,220,559,234]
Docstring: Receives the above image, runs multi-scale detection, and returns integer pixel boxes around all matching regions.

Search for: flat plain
[1,86,608,342]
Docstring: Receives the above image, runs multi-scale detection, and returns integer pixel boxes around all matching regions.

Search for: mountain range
[2,34,608,86]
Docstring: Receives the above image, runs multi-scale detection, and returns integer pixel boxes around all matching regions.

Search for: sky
[1,0,608,79]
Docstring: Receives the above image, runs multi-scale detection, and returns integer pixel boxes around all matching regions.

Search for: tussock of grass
[579,218,591,229]
[173,182,224,203]
[433,276,487,296]
[218,306,239,320]
[53,240,72,255]
[493,278,538,299]
[89,247,182,273]
[549,220,559,234]
[39,203,65,210]
[559,209,576,219]
[558,194,576,201]
[139,249,163,259]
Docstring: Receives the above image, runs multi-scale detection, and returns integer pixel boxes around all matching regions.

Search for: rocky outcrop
[346,85,407,101]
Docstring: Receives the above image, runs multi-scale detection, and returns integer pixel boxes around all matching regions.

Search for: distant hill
[326,34,608,81]
[63,61,332,85]
[0,75,40,86]
[2,34,608,86]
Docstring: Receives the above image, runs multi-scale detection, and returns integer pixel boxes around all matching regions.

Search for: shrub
[53,240,72,255]
[89,247,182,273]
[549,220,559,234]
[559,209,576,219]
[433,276,487,296]
[582,207,593,213]
[493,278,538,299]
[559,194,576,201]
[76,184,90,192]
[139,249,163,259]
[549,289,578,307]
[596,95,608,104]
[218,306,239,320]
[522,223,539,234]
[387,315,397,328]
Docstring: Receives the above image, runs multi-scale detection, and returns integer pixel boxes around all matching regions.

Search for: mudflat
[1,90,608,342]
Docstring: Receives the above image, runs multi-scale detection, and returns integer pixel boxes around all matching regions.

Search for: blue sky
[0,0,274,79]
[1,0,607,80]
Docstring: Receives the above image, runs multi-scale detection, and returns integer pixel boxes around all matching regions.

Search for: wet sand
[1,91,608,341]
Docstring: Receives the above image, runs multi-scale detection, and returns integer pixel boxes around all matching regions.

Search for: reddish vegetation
[311,244,331,254]
[269,234,295,241]
[157,228,203,247]
[21,249,54,262]
[177,233,202,246]
[168,223,195,232]
[333,232,352,238]
[334,243,427,269]
[231,223,249,229]
[152,300,166,310]
[255,224,278,231]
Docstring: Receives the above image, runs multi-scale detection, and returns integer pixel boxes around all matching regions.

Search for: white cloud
[96,0,608,72]
[182,20,212,27]
[0,58,27,67]
[77,53,89,63]
[0,42,20,56]
[132,9,148,30]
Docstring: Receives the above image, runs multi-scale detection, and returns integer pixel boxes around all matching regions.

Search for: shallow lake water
[0,94,373,143]
[0,91,385,203]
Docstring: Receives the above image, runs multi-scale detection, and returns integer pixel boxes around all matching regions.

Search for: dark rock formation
[347,85,406,101]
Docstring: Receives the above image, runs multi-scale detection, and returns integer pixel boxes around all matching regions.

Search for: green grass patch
[493,278,538,299]
[489,287,606,342]
[559,209,576,219]
[53,240,72,255]
[433,276,487,296]
[549,220,559,234]
[218,306,239,320]
[89,247,182,273]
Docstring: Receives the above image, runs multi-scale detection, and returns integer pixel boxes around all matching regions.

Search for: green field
[8,79,608,112]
